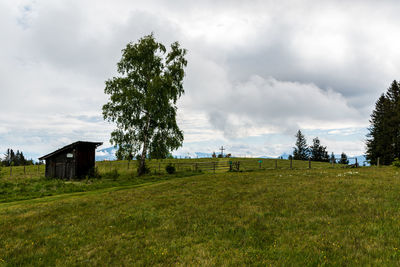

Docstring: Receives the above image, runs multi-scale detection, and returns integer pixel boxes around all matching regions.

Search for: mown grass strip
[0,179,173,210]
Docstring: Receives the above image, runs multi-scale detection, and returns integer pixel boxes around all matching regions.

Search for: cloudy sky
[1,0,399,160]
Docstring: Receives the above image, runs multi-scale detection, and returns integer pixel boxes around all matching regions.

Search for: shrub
[136,160,150,175]
[392,158,400,168]
[166,164,176,174]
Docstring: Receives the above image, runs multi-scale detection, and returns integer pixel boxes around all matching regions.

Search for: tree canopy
[366,80,400,165]
[339,152,349,165]
[309,137,329,162]
[293,130,309,160]
[103,34,187,175]
[2,149,33,166]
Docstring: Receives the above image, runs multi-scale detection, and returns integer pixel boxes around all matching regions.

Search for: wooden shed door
[65,161,74,179]
[55,163,65,179]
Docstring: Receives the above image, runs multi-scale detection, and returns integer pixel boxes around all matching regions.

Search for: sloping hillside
[1,167,399,265]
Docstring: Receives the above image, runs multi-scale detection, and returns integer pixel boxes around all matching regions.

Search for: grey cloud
[202,76,364,138]
[1,0,399,157]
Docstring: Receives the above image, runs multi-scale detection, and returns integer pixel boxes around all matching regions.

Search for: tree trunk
[138,115,151,176]
[138,139,148,176]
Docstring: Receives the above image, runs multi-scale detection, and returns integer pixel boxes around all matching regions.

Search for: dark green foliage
[392,158,400,168]
[2,149,33,167]
[339,152,349,165]
[293,130,309,160]
[135,159,150,175]
[102,34,187,175]
[310,137,329,162]
[165,164,176,174]
[366,80,400,165]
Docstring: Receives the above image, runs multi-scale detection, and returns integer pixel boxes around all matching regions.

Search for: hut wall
[45,148,76,179]
[76,143,96,177]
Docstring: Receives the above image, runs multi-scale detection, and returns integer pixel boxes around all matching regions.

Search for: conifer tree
[310,137,329,162]
[293,130,309,160]
[339,152,349,165]
[366,80,400,165]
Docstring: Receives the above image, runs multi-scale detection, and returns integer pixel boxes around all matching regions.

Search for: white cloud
[1,0,399,158]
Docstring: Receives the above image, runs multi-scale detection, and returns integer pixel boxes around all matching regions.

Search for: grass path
[0,176,184,210]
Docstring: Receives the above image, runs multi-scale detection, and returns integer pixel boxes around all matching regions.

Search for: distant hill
[96,147,369,166]
[95,148,213,161]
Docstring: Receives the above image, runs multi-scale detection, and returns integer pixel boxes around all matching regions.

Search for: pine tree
[339,152,349,165]
[2,148,30,166]
[366,80,400,165]
[310,137,329,162]
[293,130,309,160]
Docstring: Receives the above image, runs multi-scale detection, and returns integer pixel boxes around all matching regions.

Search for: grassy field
[0,158,336,203]
[1,164,399,265]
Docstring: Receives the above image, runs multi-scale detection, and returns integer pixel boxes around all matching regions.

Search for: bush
[166,164,176,174]
[137,163,151,175]
[392,158,400,168]
[135,156,151,175]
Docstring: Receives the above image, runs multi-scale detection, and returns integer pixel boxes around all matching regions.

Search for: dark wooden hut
[39,141,102,179]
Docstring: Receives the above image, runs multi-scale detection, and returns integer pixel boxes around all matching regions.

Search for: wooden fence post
[309,159,311,169]
[238,161,240,171]
[290,158,292,169]
[377,157,380,167]
[275,159,277,169]
[259,160,261,169]
[24,165,26,175]
[355,158,358,168]
[213,162,216,173]
[159,163,161,173]
[10,166,12,177]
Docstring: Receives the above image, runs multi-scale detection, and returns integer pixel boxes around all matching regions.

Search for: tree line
[1,149,34,167]
[366,80,400,165]
[292,130,349,164]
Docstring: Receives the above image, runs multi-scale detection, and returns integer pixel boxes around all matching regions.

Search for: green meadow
[1,160,398,265]
[0,158,332,203]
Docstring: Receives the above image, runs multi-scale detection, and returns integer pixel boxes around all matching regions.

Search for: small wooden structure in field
[39,141,102,179]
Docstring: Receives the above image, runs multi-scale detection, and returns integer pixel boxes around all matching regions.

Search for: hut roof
[39,141,103,160]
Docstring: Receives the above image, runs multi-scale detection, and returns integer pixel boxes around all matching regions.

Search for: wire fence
[0,164,46,179]
[95,158,362,175]
[0,157,368,179]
